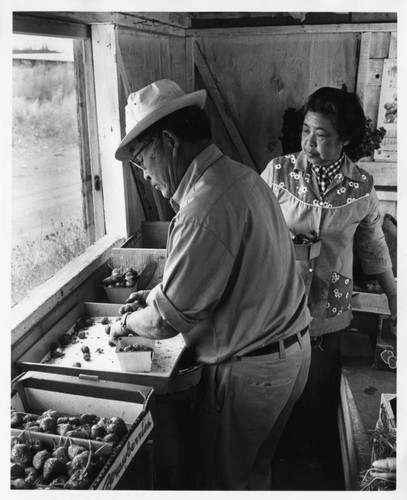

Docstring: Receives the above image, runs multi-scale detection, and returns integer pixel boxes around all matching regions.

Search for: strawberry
[52,446,70,463]
[107,416,127,437]
[64,469,91,489]
[71,451,91,471]
[10,462,25,480]
[11,412,24,428]
[39,416,57,433]
[67,444,86,460]
[10,437,21,449]
[79,413,98,425]
[11,443,32,466]
[49,475,69,487]
[42,457,66,483]
[102,433,120,446]
[11,478,32,489]
[29,438,44,455]
[32,449,51,471]
[24,467,39,485]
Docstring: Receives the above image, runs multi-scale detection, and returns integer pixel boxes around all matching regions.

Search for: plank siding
[117,28,178,223]
[195,33,359,170]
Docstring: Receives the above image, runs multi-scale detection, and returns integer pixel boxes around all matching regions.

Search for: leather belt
[242,326,309,357]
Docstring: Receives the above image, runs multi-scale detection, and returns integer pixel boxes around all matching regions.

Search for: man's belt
[243,326,309,357]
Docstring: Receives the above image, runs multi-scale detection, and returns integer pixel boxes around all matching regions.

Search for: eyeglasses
[129,140,152,171]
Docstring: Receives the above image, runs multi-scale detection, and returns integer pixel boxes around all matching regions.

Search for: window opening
[12,34,87,305]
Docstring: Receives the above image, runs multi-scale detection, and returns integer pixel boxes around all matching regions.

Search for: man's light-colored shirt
[147,144,311,363]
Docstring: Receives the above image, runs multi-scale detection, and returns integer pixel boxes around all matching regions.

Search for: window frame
[11,14,120,348]
[13,13,105,245]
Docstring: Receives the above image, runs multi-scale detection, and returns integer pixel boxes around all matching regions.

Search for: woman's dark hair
[137,106,212,146]
[303,86,366,151]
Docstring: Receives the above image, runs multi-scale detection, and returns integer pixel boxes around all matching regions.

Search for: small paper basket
[116,336,155,372]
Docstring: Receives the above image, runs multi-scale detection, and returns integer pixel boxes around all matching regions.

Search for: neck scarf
[311,153,344,195]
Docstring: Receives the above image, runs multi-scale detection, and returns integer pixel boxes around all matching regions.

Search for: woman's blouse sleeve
[354,187,393,274]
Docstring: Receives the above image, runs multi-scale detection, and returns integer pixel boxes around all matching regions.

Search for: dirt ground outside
[12,135,82,246]
[11,135,86,304]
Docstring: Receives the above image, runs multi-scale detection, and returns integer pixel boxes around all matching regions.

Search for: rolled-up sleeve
[147,219,235,333]
[354,189,392,274]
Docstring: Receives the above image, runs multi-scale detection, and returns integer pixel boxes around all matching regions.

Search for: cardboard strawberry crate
[104,284,138,304]
[15,302,186,395]
[109,248,167,291]
[101,248,166,303]
[378,393,396,434]
[363,394,397,491]
[11,371,154,490]
[370,393,397,462]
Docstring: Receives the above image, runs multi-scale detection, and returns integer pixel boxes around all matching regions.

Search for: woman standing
[261,87,397,489]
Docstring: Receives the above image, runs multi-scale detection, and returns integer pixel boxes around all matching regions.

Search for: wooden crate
[15,302,186,395]
[110,248,167,291]
[11,371,154,490]
[349,292,395,371]
[122,221,170,249]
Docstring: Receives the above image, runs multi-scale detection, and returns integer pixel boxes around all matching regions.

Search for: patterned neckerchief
[310,153,344,195]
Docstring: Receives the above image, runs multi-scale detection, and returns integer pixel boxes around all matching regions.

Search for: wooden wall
[356,30,397,219]
[115,23,397,225]
[192,32,359,171]
[115,29,191,226]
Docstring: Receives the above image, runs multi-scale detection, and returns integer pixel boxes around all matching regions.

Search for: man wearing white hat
[111,79,312,490]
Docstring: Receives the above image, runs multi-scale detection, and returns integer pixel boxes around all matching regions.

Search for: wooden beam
[123,12,191,29]
[24,11,186,37]
[388,31,397,58]
[74,39,95,246]
[356,32,371,107]
[91,24,129,236]
[376,190,397,202]
[186,22,397,38]
[364,59,384,128]
[13,13,90,38]
[193,40,256,170]
[82,38,106,241]
[185,37,195,93]
[370,31,391,59]
[73,39,107,245]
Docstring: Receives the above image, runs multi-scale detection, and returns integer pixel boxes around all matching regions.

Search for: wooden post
[91,24,128,236]
[73,38,106,244]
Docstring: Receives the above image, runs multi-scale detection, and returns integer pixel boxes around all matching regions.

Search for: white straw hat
[115,79,207,161]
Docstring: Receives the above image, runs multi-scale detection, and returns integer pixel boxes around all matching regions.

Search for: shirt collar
[170,144,223,213]
[311,153,344,174]
[294,151,368,182]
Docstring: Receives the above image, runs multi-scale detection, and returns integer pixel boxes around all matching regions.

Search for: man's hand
[126,290,150,305]
[118,290,150,315]
[109,314,132,345]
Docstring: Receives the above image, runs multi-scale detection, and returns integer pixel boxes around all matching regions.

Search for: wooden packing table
[339,291,396,490]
